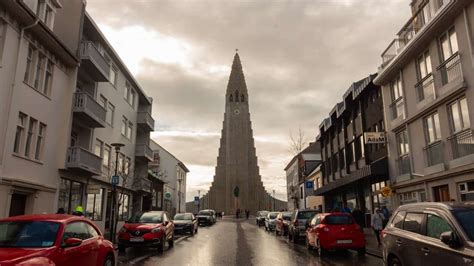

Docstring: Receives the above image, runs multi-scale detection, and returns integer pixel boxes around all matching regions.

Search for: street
[118,217,382,265]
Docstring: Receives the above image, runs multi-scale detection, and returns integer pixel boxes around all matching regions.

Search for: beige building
[374,0,474,205]
[0,0,84,218]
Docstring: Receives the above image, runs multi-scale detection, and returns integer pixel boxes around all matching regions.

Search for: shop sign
[364,132,386,144]
[381,186,392,197]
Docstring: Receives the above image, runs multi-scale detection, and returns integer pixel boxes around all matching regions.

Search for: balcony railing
[379,0,450,70]
[73,92,106,128]
[396,154,411,176]
[66,146,102,175]
[448,129,474,160]
[137,111,155,132]
[438,52,462,85]
[135,144,153,162]
[424,141,444,166]
[415,73,435,102]
[80,41,110,82]
[390,97,405,120]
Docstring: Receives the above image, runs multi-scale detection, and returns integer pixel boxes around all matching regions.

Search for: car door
[56,221,97,266]
[419,213,470,265]
[83,222,101,264]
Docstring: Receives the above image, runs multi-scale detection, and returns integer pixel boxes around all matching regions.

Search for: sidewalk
[364,228,383,258]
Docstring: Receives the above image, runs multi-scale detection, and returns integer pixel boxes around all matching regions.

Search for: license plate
[130,237,144,242]
[337,239,352,244]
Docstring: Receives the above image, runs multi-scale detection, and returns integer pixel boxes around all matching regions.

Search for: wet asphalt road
[118,217,382,266]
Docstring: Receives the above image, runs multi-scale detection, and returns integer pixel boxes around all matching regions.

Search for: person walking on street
[371,209,385,245]
[245,209,250,219]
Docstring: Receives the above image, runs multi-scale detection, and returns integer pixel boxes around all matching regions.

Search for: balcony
[73,92,106,128]
[66,147,102,175]
[415,73,435,102]
[448,129,474,160]
[396,155,411,176]
[135,144,153,162]
[79,41,110,82]
[137,112,155,132]
[438,52,462,86]
[424,141,444,166]
[133,177,152,193]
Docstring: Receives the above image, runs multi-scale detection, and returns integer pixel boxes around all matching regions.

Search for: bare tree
[289,126,308,155]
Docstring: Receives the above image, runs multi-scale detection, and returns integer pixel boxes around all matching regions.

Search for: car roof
[0,214,87,223]
[175,212,193,215]
[395,202,474,212]
[297,209,319,212]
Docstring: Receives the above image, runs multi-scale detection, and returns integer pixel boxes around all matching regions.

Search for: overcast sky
[86,0,410,202]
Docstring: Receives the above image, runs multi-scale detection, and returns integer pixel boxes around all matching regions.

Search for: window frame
[86,188,104,221]
[448,97,470,134]
[396,130,410,156]
[13,113,27,154]
[439,27,459,62]
[424,112,442,144]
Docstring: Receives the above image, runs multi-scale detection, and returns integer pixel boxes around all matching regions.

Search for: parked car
[118,211,174,253]
[275,212,292,236]
[256,211,269,226]
[196,210,216,225]
[382,202,474,266]
[0,214,115,266]
[173,213,198,235]
[306,212,365,256]
[265,212,280,231]
[289,209,319,243]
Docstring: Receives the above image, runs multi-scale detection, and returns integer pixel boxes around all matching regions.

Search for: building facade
[314,75,390,219]
[374,0,474,206]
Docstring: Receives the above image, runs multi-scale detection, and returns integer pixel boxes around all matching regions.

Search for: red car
[118,211,174,253]
[305,213,365,256]
[0,214,115,266]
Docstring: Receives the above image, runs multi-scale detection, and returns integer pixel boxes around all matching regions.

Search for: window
[449,97,470,133]
[118,193,130,221]
[106,103,114,126]
[396,130,409,156]
[24,46,34,83]
[403,213,425,234]
[86,188,103,221]
[130,89,136,108]
[57,178,83,214]
[440,28,458,61]
[121,117,127,136]
[94,139,103,157]
[390,75,404,119]
[459,181,474,202]
[392,211,406,229]
[34,53,45,90]
[34,123,46,160]
[99,95,107,108]
[127,122,133,139]
[13,113,27,154]
[44,6,53,28]
[424,113,441,143]
[124,157,130,175]
[43,60,53,95]
[109,65,118,87]
[417,51,432,79]
[391,76,403,101]
[24,118,37,157]
[62,222,92,242]
[103,145,111,168]
[124,82,131,101]
[426,214,452,239]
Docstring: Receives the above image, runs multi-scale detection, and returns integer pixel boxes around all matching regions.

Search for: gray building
[374,0,474,205]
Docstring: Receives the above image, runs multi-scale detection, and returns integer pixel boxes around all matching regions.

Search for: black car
[383,202,474,266]
[196,210,216,225]
[173,213,198,235]
[256,211,269,226]
[288,209,319,243]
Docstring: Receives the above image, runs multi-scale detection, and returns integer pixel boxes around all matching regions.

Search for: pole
[111,149,119,244]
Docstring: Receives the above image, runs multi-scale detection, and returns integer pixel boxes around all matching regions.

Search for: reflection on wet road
[121,217,382,265]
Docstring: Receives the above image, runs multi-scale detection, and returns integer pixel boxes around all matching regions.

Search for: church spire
[226,52,248,103]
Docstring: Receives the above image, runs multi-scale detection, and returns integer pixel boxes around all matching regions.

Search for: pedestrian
[245,209,250,219]
[56,208,66,214]
[371,209,385,245]
[351,205,365,228]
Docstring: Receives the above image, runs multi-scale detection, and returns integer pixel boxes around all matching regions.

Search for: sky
[86,0,411,202]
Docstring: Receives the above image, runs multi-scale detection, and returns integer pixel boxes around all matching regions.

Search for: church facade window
[235,91,239,102]
[241,95,245,102]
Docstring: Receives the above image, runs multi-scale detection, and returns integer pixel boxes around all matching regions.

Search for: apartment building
[58,13,155,233]
[315,75,390,217]
[0,0,84,218]
[149,140,188,217]
[374,0,474,205]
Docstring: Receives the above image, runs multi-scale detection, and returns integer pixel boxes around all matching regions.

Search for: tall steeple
[206,52,267,215]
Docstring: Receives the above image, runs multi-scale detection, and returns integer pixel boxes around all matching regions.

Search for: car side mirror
[440,231,461,247]
[62,237,82,248]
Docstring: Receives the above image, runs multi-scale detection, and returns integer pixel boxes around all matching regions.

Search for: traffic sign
[111,175,119,185]
[381,186,392,197]
[305,181,314,189]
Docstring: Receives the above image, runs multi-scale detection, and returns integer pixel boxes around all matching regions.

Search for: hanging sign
[364,132,386,144]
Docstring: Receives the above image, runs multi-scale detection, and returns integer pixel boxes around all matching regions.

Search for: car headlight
[119,228,127,233]
[151,227,162,233]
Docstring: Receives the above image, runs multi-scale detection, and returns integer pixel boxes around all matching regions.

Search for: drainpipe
[0,18,39,177]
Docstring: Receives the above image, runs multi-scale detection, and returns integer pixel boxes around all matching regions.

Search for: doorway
[433,185,450,202]
[9,193,27,217]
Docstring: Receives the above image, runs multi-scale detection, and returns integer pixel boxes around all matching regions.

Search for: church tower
[207,53,267,215]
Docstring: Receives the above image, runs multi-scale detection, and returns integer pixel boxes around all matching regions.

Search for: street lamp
[177,173,183,213]
[110,143,124,244]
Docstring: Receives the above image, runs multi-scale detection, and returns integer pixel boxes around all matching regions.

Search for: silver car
[265,212,280,231]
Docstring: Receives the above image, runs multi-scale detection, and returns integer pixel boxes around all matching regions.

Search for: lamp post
[177,173,183,213]
[110,143,124,244]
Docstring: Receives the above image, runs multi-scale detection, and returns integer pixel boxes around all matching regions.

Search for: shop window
[459,181,474,201]
[58,178,83,214]
[86,188,103,221]
[118,193,130,221]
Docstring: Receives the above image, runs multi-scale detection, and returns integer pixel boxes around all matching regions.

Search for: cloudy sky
[86,0,410,202]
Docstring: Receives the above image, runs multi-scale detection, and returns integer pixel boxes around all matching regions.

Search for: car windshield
[453,209,474,241]
[268,213,279,219]
[174,214,193,220]
[198,211,211,216]
[129,212,163,223]
[324,215,354,225]
[0,221,60,248]
[283,213,292,220]
[297,211,318,219]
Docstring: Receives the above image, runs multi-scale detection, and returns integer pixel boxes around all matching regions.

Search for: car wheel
[317,240,325,257]
[357,248,366,256]
[168,234,175,247]
[158,236,165,253]
[103,254,114,266]
[389,257,402,266]
[118,244,126,253]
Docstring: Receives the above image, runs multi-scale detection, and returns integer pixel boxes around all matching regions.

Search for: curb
[366,248,383,258]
